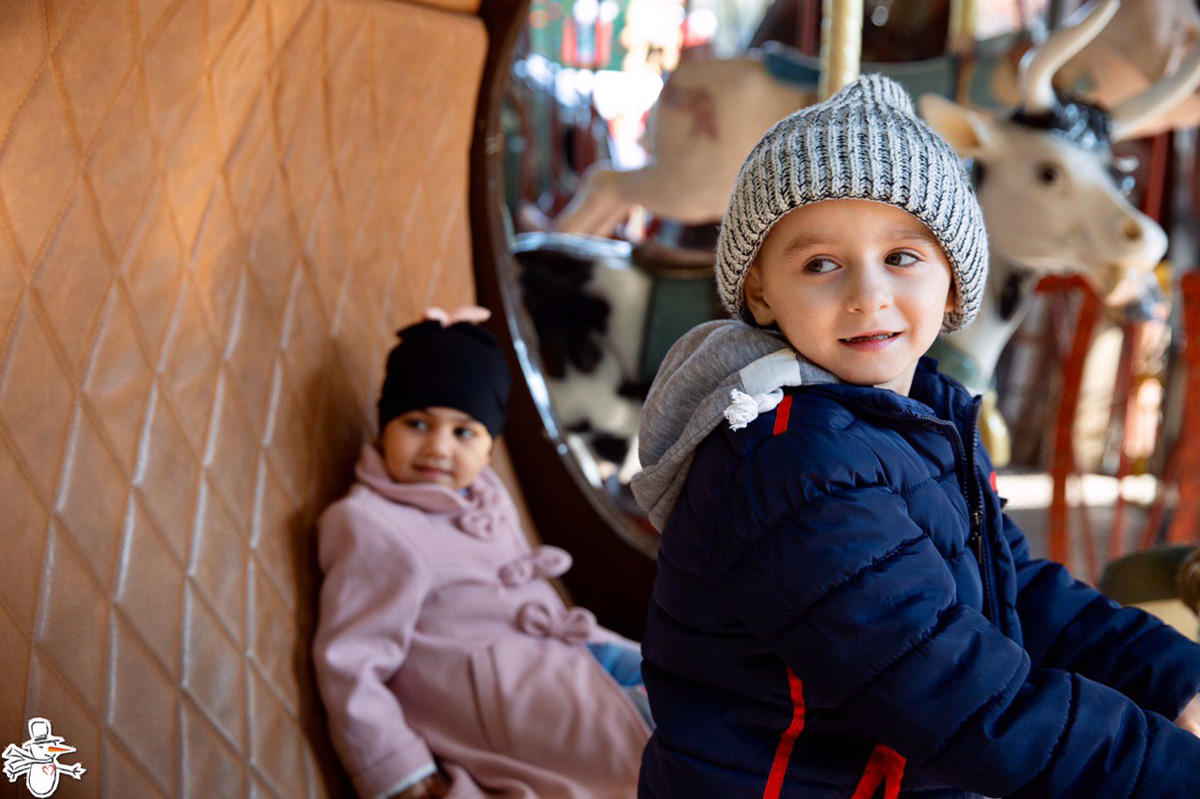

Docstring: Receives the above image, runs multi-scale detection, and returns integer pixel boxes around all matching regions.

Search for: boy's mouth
[839,331,900,344]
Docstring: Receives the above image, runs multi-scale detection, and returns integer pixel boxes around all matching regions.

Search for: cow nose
[1122,219,1143,241]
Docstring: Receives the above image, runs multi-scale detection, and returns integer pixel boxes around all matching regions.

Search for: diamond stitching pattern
[1,0,489,794]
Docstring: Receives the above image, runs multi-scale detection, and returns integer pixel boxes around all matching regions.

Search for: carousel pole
[947,0,979,55]
[817,0,862,101]
[799,0,821,58]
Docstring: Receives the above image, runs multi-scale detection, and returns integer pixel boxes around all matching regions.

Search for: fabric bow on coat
[517,602,596,645]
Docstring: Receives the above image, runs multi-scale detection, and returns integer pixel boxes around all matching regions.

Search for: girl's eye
[804,257,838,274]
[405,418,428,431]
[1036,162,1060,185]
[454,427,476,440]
[884,251,919,267]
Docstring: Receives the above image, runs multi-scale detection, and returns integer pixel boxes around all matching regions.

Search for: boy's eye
[804,257,838,274]
[454,427,476,440]
[884,251,919,267]
[405,418,429,431]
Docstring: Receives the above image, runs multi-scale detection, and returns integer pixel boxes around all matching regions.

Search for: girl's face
[744,199,955,396]
[381,407,494,491]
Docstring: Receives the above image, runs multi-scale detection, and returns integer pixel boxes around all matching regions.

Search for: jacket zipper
[961,397,997,623]
[925,407,994,623]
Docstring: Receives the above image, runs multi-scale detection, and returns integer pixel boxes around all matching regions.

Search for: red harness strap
[762,668,806,799]
[850,743,907,799]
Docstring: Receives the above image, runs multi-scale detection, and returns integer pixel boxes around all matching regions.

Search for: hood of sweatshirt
[631,319,837,530]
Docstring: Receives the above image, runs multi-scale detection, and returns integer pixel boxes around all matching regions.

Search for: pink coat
[313,445,650,799]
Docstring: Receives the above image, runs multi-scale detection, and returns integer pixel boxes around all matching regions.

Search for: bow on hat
[423,305,492,326]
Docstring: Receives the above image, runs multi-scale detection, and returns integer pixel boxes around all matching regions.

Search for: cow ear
[918,94,996,159]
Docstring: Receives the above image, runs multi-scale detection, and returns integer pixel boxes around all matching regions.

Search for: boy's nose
[847,268,891,313]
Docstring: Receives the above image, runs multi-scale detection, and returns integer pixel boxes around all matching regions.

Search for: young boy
[313,308,649,799]
[631,75,1200,798]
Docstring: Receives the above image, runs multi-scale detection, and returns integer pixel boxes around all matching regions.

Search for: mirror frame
[469,0,657,639]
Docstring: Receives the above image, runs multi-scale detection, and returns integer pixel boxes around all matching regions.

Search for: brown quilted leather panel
[0,0,488,795]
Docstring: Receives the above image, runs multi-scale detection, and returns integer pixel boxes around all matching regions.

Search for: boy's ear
[743,263,777,327]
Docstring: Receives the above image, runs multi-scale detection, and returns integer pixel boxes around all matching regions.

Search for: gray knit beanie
[716,73,988,332]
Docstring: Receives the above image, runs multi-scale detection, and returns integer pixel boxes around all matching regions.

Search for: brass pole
[818,0,863,101]
[947,0,980,55]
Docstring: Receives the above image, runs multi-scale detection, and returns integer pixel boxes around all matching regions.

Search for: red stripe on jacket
[763,396,801,799]
[773,395,793,436]
[762,668,806,799]
[850,743,907,799]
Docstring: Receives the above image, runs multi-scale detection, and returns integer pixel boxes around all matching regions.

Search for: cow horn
[1019,0,1120,113]
[1110,41,1200,142]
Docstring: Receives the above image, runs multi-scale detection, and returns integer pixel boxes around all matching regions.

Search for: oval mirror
[471,0,1054,638]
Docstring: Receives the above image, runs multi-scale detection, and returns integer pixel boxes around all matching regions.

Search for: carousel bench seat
[0,0,526,795]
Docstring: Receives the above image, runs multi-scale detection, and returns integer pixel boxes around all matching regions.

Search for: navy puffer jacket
[641,358,1200,798]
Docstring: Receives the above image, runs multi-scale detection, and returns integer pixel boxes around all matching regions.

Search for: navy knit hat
[377,313,512,436]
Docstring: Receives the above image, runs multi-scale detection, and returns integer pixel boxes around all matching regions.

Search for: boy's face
[744,199,955,395]
[381,407,494,491]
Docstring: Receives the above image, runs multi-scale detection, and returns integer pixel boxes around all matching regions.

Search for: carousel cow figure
[917,0,1200,395]
[916,0,1200,460]
[1059,0,1200,139]
[526,0,1200,479]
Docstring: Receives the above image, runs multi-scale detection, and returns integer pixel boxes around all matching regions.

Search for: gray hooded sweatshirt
[631,319,837,531]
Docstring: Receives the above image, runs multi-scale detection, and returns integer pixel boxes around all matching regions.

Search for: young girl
[631,75,1200,797]
[313,307,650,799]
